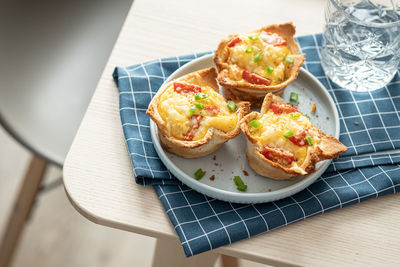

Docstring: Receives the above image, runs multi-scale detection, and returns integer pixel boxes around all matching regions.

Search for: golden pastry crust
[147,67,251,158]
[214,22,305,107]
[240,93,347,180]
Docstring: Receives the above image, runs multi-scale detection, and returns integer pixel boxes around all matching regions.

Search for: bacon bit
[212,155,216,160]
[183,115,203,141]
[268,189,272,192]
[270,102,299,114]
[311,102,316,113]
[209,175,215,181]
[261,148,295,166]
[288,130,308,147]
[214,163,219,166]
[205,105,220,116]
[242,170,249,176]
[242,70,271,85]
[228,37,242,47]
[173,82,201,94]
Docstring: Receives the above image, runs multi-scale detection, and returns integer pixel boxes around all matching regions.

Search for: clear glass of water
[321,0,400,91]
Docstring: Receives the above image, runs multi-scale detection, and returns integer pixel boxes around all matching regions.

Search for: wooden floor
[0,127,265,267]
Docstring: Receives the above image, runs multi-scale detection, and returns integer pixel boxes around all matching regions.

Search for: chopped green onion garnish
[245,47,253,53]
[285,56,294,63]
[328,134,333,136]
[234,176,244,186]
[265,66,274,74]
[194,102,204,109]
[305,115,311,120]
[254,51,262,62]
[248,35,259,41]
[189,107,196,115]
[194,168,206,180]
[283,130,294,138]
[289,92,298,103]
[234,176,247,192]
[227,101,236,112]
[248,120,262,128]
[237,184,248,192]
[194,93,209,100]
[305,136,314,145]
[290,112,300,118]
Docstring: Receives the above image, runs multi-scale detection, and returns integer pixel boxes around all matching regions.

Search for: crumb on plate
[311,102,316,113]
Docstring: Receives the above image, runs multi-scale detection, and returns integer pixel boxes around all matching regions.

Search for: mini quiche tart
[147,67,250,158]
[214,22,306,107]
[240,93,347,180]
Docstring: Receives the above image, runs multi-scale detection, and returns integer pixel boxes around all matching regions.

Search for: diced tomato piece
[273,41,287,47]
[242,70,271,86]
[183,115,203,141]
[261,148,294,166]
[173,82,201,94]
[261,32,287,47]
[228,37,242,48]
[288,130,308,147]
[270,102,299,114]
[205,105,220,116]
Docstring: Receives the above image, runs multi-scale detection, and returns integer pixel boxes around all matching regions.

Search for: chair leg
[152,238,219,267]
[0,156,47,267]
[221,254,239,267]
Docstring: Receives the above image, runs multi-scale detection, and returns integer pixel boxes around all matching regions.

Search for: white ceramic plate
[150,54,339,204]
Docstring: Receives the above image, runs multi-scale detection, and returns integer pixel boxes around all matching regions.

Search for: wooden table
[63,0,400,266]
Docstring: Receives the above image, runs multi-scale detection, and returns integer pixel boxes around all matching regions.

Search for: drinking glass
[321,0,400,92]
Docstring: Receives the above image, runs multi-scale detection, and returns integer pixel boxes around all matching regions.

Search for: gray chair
[0,0,132,265]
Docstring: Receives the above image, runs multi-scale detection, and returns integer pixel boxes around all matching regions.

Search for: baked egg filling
[226,32,292,85]
[157,82,238,141]
[248,102,322,168]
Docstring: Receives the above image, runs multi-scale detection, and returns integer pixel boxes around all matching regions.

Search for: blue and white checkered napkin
[113,34,400,257]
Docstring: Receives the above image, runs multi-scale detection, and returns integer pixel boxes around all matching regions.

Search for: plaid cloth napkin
[113,34,400,257]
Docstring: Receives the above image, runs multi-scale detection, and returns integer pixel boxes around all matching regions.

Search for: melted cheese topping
[249,111,321,166]
[157,83,238,140]
[227,32,291,85]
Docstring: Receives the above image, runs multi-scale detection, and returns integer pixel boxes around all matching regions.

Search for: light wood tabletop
[63,0,400,266]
